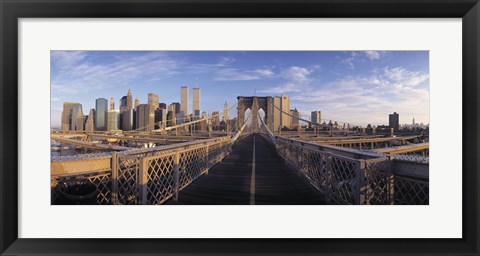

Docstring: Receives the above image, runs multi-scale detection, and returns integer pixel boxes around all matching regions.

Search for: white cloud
[258,83,304,94]
[51,52,179,95]
[287,66,429,126]
[254,68,275,77]
[280,66,311,82]
[51,51,86,68]
[365,51,381,60]
[384,67,429,87]
[341,52,357,69]
[214,68,274,81]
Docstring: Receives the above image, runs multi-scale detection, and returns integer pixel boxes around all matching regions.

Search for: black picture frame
[1,0,479,255]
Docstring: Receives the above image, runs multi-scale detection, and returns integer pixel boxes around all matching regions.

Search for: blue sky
[51,51,429,128]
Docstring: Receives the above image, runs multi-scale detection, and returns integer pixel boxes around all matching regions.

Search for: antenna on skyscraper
[196,77,198,88]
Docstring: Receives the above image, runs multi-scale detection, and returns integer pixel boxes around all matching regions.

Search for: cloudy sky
[51,51,429,128]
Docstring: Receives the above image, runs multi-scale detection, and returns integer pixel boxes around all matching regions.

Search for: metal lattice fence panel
[208,142,231,168]
[116,154,140,205]
[328,156,357,205]
[145,153,176,205]
[87,173,112,204]
[394,175,429,205]
[51,171,111,205]
[179,146,208,189]
[362,158,393,205]
[297,148,327,192]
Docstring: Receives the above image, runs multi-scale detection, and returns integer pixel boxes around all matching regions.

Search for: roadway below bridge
[167,133,326,205]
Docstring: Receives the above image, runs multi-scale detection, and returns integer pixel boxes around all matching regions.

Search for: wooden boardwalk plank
[166,133,325,205]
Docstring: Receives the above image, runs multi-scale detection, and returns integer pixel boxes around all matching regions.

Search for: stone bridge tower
[237,96,274,132]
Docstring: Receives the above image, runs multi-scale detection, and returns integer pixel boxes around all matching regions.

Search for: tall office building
[311,111,321,124]
[71,103,84,131]
[273,95,291,130]
[109,97,115,110]
[120,96,128,113]
[167,103,177,126]
[290,108,300,129]
[122,109,133,131]
[159,103,167,110]
[134,97,140,109]
[155,108,167,129]
[223,102,229,121]
[212,111,220,130]
[136,104,154,131]
[389,112,400,132]
[148,93,159,109]
[127,89,133,109]
[172,102,181,114]
[61,102,79,130]
[192,87,200,118]
[180,86,188,117]
[95,98,108,131]
[107,109,120,131]
[85,109,95,132]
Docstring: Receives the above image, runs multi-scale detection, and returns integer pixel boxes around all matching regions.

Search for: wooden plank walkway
[166,133,326,205]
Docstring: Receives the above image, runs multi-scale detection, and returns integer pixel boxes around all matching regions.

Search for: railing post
[355,159,367,205]
[138,157,148,205]
[173,152,180,201]
[111,152,118,204]
[387,156,395,205]
[325,152,332,204]
[205,144,210,173]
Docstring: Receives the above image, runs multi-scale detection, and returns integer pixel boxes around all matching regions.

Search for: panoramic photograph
[50,51,429,205]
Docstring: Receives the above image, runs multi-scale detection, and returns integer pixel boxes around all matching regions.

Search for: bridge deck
[167,133,325,205]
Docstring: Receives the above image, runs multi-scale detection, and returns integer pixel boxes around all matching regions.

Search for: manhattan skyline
[51,50,429,128]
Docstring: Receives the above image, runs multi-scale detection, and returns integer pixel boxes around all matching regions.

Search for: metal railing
[262,129,428,205]
[51,131,246,205]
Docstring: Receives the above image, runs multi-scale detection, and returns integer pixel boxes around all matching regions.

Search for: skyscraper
[172,102,181,114]
[192,87,200,118]
[223,101,229,121]
[95,98,108,131]
[136,104,154,131]
[167,103,177,126]
[85,109,95,132]
[134,97,140,109]
[109,97,115,110]
[107,109,120,131]
[61,102,79,130]
[389,112,400,132]
[71,103,84,131]
[120,96,128,113]
[127,89,133,109]
[122,109,133,131]
[311,111,321,124]
[180,86,188,117]
[212,111,220,130]
[273,95,291,130]
[148,93,159,109]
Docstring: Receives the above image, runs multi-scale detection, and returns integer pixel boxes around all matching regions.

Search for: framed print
[1,0,479,255]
